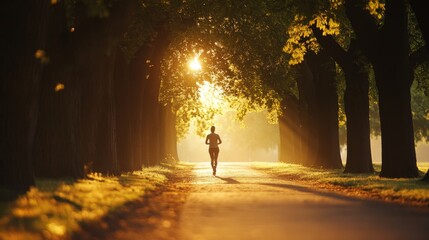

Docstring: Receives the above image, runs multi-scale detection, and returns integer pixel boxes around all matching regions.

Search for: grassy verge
[0,163,176,240]
[252,162,429,208]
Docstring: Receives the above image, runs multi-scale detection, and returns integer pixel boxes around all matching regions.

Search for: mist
[368,137,429,163]
[178,111,279,162]
[178,111,429,164]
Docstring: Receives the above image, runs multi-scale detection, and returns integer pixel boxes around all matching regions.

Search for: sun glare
[189,56,202,71]
[198,81,224,109]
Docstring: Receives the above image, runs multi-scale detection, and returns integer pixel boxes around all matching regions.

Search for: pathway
[177,162,429,240]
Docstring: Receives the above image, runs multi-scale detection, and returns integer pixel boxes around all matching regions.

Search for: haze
[179,111,429,164]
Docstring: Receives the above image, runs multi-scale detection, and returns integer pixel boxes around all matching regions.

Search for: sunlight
[189,55,202,71]
[46,222,66,236]
[197,81,224,109]
[177,111,279,163]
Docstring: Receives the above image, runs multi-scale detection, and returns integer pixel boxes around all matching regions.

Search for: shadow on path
[215,176,240,184]
[258,182,396,207]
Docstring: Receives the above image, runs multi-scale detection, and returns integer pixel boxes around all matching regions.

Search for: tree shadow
[258,182,386,205]
[215,176,240,184]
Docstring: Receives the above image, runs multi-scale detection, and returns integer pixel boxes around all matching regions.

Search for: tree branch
[311,25,349,70]
[344,0,379,60]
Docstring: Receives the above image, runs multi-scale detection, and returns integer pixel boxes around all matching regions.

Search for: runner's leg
[213,148,219,173]
[209,149,215,172]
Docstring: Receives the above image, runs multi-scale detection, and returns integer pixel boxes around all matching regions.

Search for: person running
[205,126,222,175]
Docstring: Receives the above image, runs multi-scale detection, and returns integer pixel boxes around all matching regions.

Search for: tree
[312,30,373,173]
[298,51,343,168]
[281,0,373,172]
[345,0,423,177]
[408,0,429,181]
[159,0,345,169]
[159,0,286,140]
[32,0,138,177]
[0,0,50,195]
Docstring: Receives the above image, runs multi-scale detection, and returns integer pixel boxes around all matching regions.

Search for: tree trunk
[115,48,135,172]
[160,105,180,163]
[128,46,153,170]
[312,26,373,173]
[296,60,318,167]
[0,1,50,194]
[93,52,119,175]
[32,0,137,177]
[377,0,418,178]
[346,0,419,177]
[309,51,343,169]
[297,57,319,167]
[409,0,429,181]
[343,65,373,173]
[141,26,171,166]
[376,69,418,177]
[33,4,85,178]
[278,96,301,164]
[72,0,136,175]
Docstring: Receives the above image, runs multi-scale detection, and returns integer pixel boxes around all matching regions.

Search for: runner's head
[210,126,215,133]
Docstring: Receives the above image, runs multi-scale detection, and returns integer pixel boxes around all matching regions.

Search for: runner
[205,126,222,175]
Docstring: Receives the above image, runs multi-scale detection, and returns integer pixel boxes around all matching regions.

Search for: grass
[0,163,175,240]
[252,162,429,207]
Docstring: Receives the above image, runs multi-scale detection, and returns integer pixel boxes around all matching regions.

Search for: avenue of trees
[1,0,429,196]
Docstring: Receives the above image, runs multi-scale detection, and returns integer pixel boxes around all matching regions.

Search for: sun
[189,56,202,71]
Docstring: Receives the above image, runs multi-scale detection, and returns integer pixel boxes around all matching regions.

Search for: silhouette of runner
[205,126,222,175]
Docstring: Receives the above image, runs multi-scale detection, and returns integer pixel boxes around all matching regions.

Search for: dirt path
[177,162,429,240]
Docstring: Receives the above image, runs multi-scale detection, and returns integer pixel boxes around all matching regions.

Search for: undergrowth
[253,162,429,207]
[0,163,175,240]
